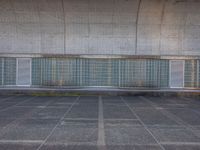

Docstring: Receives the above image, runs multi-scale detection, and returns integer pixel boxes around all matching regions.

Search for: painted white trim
[16,58,19,85]
[2,58,4,85]
[118,61,121,87]
[169,60,171,88]
[183,60,185,88]
[30,58,32,86]
[170,60,185,88]
[80,59,82,86]
[16,58,31,86]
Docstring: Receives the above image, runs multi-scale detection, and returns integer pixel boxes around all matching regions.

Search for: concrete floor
[0,96,200,150]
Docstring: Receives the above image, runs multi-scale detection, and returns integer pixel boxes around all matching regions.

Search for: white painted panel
[17,58,31,86]
[170,60,184,88]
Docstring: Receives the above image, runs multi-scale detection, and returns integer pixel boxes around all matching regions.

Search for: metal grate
[120,59,146,87]
[3,58,16,85]
[32,58,77,86]
[81,59,119,87]
[184,60,198,88]
[120,59,169,88]
[160,60,169,88]
[146,60,160,87]
[31,58,169,88]
[0,57,183,88]
[4,57,200,88]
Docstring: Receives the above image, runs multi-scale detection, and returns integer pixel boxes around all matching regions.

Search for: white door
[170,60,184,88]
[17,58,31,86]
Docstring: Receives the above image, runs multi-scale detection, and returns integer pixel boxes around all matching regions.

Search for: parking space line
[0,140,44,144]
[140,96,200,138]
[160,142,200,146]
[120,96,166,150]
[36,96,80,150]
[63,118,98,121]
[0,96,17,103]
[104,118,139,121]
[0,96,36,112]
[0,97,46,135]
[97,96,106,150]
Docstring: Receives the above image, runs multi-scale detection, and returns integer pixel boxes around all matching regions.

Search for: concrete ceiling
[0,0,200,56]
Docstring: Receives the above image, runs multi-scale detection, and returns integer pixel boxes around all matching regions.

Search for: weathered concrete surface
[0,87,200,97]
[0,96,200,150]
[0,0,200,56]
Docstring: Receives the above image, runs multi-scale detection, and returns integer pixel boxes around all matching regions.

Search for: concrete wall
[0,0,200,56]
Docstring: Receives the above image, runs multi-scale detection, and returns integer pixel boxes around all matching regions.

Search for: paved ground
[0,96,200,150]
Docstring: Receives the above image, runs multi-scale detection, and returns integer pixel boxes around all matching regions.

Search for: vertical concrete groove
[10,0,17,54]
[36,96,80,150]
[36,0,42,54]
[140,96,200,138]
[61,0,66,54]
[10,0,16,23]
[181,0,188,55]
[120,96,166,150]
[111,0,115,54]
[159,0,167,55]
[88,0,90,53]
[135,0,142,55]
[97,96,106,149]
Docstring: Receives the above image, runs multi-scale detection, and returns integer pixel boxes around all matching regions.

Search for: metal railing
[0,57,199,89]
[32,58,169,88]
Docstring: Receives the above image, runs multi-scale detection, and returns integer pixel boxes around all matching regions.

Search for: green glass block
[184,60,198,88]
[4,58,16,85]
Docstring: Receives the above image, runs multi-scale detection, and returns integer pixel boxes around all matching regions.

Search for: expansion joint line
[120,96,166,150]
[159,0,167,54]
[135,0,142,55]
[61,0,66,54]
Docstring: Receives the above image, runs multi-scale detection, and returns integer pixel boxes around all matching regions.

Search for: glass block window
[159,60,169,88]
[120,59,169,88]
[81,59,119,87]
[184,60,198,88]
[32,58,170,88]
[120,59,146,87]
[32,58,77,86]
[3,58,16,85]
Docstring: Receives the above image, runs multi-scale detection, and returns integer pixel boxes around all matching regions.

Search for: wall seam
[159,0,167,55]
[62,0,66,54]
[135,0,142,55]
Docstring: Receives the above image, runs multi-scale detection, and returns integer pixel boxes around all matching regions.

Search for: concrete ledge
[0,87,200,97]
